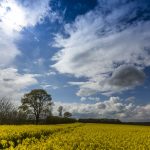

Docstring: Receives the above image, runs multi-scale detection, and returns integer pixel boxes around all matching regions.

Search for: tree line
[1,88,127,125]
[0,89,74,125]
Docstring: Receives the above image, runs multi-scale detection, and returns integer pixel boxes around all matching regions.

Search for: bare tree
[0,97,15,124]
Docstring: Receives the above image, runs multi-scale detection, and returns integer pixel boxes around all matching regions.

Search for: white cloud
[0,0,50,34]
[33,58,45,66]
[0,32,20,65]
[125,96,135,103]
[0,67,38,102]
[80,96,100,102]
[52,1,150,96]
[53,96,150,121]
[41,84,58,90]
[45,70,57,76]
[0,0,51,66]
[80,97,87,101]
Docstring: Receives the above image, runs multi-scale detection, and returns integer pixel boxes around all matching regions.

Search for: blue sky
[0,0,150,121]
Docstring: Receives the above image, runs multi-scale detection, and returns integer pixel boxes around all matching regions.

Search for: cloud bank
[52,0,150,96]
[54,96,150,121]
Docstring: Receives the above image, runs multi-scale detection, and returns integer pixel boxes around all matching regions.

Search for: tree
[57,106,63,117]
[0,97,16,124]
[64,112,72,118]
[19,89,52,124]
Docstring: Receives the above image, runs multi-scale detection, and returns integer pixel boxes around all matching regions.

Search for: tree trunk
[35,115,39,125]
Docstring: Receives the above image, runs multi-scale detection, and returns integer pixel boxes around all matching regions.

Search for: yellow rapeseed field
[0,123,150,150]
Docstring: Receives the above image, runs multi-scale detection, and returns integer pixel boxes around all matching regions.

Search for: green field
[0,123,150,150]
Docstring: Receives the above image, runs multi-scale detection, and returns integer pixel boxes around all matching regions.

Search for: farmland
[0,123,150,150]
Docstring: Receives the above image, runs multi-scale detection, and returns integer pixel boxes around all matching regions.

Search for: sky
[0,0,150,121]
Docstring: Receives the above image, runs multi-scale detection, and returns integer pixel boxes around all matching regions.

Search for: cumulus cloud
[0,67,38,102]
[53,96,150,121]
[52,0,150,96]
[53,97,125,118]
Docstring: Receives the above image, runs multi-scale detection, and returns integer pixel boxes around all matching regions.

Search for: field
[0,123,150,150]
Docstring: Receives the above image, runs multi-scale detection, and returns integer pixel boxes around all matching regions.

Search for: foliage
[57,106,63,117]
[78,118,121,124]
[45,116,77,124]
[64,112,72,118]
[19,89,52,124]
